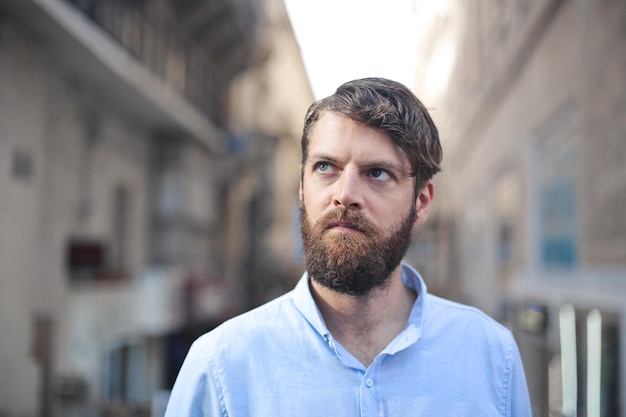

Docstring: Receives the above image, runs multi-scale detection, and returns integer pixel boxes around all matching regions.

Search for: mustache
[314,208,379,236]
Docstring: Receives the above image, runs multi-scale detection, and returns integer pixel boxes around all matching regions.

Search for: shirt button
[366,378,374,387]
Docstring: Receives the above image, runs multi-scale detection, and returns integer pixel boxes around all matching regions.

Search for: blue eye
[316,162,332,172]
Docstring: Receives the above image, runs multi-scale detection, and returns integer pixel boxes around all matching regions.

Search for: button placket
[359,360,383,417]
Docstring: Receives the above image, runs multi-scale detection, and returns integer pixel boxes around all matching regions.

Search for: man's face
[299,112,431,297]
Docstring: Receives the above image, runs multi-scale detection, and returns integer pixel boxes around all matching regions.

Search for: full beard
[299,202,416,297]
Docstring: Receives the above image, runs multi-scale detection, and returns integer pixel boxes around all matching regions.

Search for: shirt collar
[292,271,330,338]
[292,263,428,342]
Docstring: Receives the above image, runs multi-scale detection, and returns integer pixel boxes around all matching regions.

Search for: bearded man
[165,78,532,416]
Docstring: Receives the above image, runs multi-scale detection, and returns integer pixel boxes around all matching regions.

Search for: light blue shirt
[165,264,532,416]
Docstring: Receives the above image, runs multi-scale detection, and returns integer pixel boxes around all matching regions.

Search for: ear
[414,180,435,227]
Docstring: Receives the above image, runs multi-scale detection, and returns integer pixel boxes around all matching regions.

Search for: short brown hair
[301,77,442,191]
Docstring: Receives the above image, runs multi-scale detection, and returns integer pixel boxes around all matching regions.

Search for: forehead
[307,112,409,165]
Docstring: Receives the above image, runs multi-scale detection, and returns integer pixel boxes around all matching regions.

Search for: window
[66,184,132,284]
[493,168,522,290]
[66,238,108,283]
[111,184,130,273]
[104,342,146,404]
[534,113,579,270]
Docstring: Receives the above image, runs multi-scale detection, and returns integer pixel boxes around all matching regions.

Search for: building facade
[0,0,312,415]
[412,0,626,415]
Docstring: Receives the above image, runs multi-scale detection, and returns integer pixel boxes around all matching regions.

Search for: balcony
[0,0,260,153]
[64,0,227,123]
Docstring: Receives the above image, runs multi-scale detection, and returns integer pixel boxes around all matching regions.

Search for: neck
[310,265,416,367]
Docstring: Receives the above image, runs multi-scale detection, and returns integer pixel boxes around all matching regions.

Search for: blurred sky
[284,0,421,99]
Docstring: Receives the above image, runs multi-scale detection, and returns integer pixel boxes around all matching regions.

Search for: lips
[327,221,362,232]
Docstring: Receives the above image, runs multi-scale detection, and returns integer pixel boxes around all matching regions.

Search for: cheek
[377,197,414,223]
[300,187,321,216]
[302,181,332,206]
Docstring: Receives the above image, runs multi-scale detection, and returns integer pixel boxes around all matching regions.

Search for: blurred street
[0,0,624,416]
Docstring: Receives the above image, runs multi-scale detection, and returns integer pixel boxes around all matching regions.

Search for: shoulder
[423,294,515,352]
[190,290,302,357]
[425,294,508,328]
[418,295,531,414]
[424,294,496,315]
[166,295,301,416]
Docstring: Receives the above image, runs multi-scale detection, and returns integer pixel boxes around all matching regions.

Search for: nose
[333,167,362,209]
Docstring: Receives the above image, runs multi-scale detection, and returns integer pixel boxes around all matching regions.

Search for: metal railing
[65,0,225,123]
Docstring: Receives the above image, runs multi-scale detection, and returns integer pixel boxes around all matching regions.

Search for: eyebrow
[306,152,409,176]
[305,153,339,166]
[362,160,407,175]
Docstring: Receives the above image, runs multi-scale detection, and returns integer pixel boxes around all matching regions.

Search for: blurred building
[0,0,312,415]
[412,0,625,416]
